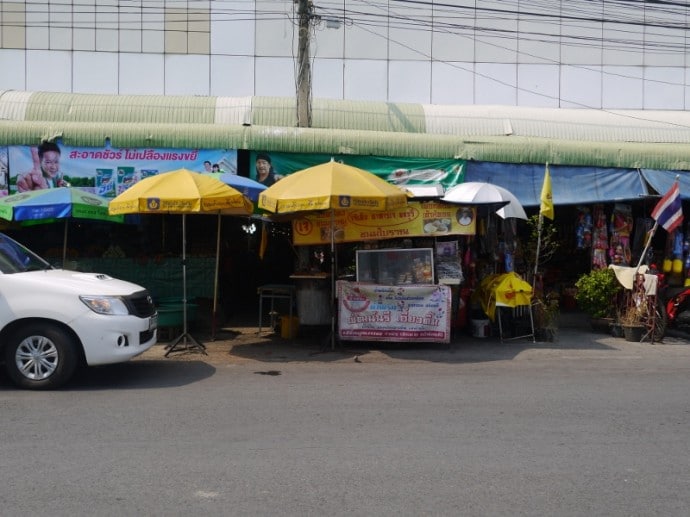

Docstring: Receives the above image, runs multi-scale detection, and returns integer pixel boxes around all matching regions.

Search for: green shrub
[574,268,622,318]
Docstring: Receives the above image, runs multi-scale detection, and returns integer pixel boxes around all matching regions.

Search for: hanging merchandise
[504,245,514,272]
[609,204,633,266]
[685,227,690,286]
[662,231,674,273]
[672,229,684,276]
[591,204,609,269]
[463,237,477,289]
[575,206,593,249]
[478,217,487,255]
[504,218,517,252]
[661,229,685,285]
[485,214,499,263]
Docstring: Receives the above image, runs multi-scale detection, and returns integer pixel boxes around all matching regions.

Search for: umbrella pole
[330,209,336,350]
[166,213,207,356]
[534,213,544,281]
[211,213,221,341]
[62,219,68,267]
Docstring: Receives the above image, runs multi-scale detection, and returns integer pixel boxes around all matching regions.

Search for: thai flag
[651,180,683,232]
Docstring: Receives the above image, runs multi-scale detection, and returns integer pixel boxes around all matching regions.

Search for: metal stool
[257,284,296,334]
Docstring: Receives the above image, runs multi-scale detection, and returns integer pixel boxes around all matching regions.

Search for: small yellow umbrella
[473,272,533,322]
[258,160,409,349]
[473,272,534,342]
[110,169,253,354]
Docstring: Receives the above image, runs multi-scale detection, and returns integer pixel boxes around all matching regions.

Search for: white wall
[0,0,688,109]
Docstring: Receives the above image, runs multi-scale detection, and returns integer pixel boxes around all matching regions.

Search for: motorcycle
[662,284,690,337]
[641,266,690,339]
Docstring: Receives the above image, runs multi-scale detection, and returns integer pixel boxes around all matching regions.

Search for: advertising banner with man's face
[5,144,238,197]
[250,151,465,189]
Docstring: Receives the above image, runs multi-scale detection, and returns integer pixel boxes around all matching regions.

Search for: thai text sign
[292,201,476,245]
[5,144,237,197]
[338,282,452,343]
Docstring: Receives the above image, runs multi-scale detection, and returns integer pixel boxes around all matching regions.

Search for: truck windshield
[0,233,52,274]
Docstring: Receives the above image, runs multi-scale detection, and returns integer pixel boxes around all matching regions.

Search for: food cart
[291,200,476,344]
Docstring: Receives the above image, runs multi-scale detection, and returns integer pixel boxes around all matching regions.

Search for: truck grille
[124,290,157,318]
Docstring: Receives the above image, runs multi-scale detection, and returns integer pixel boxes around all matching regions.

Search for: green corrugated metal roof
[3,120,690,170]
[3,91,690,169]
[22,91,218,124]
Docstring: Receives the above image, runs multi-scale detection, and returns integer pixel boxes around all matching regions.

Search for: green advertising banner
[250,151,465,190]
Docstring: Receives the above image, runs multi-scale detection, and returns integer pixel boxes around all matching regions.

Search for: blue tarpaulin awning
[640,169,690,200]
[465,162,651,207]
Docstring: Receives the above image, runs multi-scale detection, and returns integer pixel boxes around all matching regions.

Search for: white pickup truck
[0,232,157,389]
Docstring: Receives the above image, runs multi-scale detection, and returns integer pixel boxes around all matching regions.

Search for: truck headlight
[80,295,129,315]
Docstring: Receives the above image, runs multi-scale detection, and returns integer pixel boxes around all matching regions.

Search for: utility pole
[296,0,312,127]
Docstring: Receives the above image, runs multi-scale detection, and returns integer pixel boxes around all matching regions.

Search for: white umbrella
[441,182,527,220]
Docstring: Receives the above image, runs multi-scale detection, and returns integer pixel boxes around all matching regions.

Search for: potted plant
[532,291,560,341]
[618,304,646,342]
[574,267,623,332]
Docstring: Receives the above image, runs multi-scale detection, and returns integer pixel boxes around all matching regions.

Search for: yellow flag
[540,163,554,220]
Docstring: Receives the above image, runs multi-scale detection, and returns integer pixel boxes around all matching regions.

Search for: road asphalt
[139,309,690,366]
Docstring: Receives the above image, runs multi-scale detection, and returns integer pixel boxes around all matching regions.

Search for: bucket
[470,318,490,338]
[280,315,300,339]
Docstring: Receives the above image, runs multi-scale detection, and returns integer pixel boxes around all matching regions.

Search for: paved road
[1,314,690,516]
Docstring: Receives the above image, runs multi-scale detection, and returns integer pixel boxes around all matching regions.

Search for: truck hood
[14,269,147,296]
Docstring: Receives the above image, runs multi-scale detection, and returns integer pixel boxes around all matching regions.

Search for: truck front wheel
[3,324,78,390]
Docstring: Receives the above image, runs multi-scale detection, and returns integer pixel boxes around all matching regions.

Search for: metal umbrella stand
[164,213,204,355]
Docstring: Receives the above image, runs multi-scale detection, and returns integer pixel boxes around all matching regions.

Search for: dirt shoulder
[137,316,690,368]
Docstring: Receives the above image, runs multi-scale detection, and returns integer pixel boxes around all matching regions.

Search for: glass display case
[356,248,434,285]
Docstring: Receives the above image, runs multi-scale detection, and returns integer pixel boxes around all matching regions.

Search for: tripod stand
[164,214,207,356]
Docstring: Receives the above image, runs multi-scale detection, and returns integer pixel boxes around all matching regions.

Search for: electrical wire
[2,0,690,115]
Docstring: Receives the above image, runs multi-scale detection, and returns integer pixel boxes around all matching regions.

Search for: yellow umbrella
[110,168,253,354]
[493,272,533,310]
[473,272,532,322]
[109,168,253,216]
[258,160,409,349]
[259,160,408,214]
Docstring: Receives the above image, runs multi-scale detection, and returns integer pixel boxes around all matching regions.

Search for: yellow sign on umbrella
[258,160,409,349]
[109,168,253,354]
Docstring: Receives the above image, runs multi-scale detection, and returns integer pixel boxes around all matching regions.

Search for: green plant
[618,304,644,327]
[533,291,560,341]
[574,268,622,319]
[518,215,561,277]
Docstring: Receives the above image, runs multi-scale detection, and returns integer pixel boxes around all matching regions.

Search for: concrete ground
[139,309,690,366]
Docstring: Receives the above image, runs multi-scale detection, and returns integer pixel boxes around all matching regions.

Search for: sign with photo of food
[291,201,476,245]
